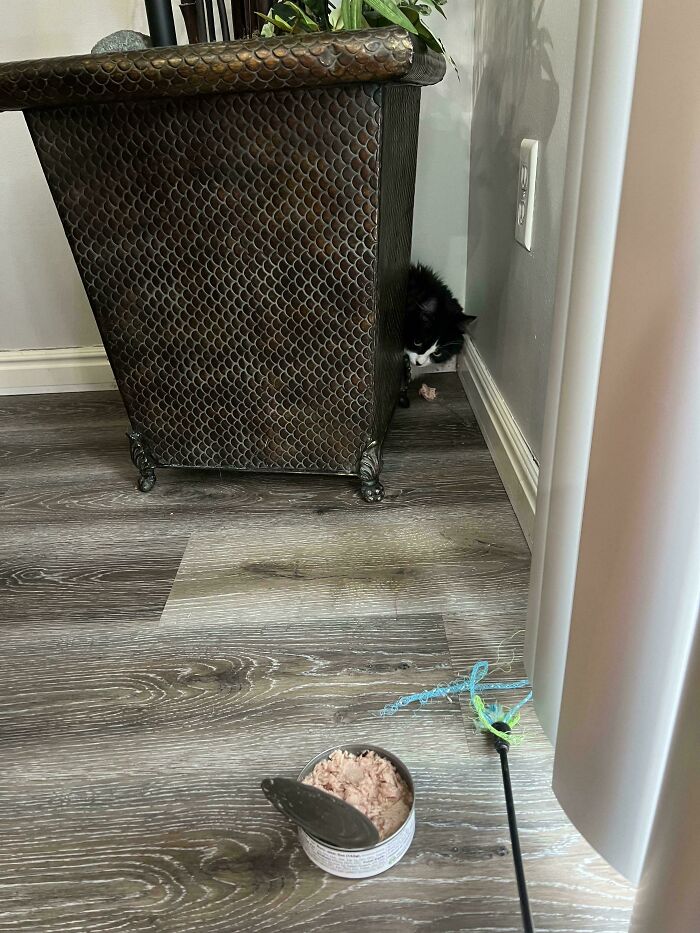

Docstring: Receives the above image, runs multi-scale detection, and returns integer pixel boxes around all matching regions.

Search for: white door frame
[525,0,645,742]
[525,0,700,914]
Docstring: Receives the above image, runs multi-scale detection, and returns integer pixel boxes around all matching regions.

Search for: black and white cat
[404,263,474,367]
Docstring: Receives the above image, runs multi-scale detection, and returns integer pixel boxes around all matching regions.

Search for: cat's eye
[413,340,421,347]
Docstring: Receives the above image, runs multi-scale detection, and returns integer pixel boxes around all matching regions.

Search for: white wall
[464,0,580,460]
[0,1,171,352]
[1,2,472,365]
[412,3,473,307]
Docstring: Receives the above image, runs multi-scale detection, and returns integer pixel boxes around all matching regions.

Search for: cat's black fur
[404,263,475,366]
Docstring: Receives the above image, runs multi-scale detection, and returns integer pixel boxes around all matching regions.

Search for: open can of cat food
[297,743,416,879]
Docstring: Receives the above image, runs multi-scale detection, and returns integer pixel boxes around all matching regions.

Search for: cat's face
[408,344,464,366]
[406,298,457,366]
[405,297,436,365]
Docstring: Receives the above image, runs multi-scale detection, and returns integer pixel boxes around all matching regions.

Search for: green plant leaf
[362,0,419,35]
[304,0,329,18]
[269,2,296,22]
[329,4,343,28]
[415,0,447,18]
[341,0,364,30]
[283,1,321,30]
[259,0,448,61]
[259,1,320,32]
[257,11,296,32]
[399,5,440,49]
[412,22,442,52]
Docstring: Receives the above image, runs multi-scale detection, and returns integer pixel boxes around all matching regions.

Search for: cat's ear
[454,313,476,333]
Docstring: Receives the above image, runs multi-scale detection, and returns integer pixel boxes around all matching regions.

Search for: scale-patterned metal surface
[28,83,417,474]
[0,28,444,112]
[6,31,443,485]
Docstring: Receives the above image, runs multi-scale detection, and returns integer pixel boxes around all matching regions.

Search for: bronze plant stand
[0,29,444,501]
[398,355,412,409]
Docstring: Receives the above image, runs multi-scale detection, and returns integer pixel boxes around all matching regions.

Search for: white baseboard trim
[0,345,456,394]
[0,345,117,395]
[458,338,538,547]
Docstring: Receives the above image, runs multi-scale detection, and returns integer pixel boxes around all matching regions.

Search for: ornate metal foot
[127,431,156,492]
[398,354,411,408]
[359,441,384,503]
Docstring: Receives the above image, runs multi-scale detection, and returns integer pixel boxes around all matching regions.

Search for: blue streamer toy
[380,659,533,746]
[381,659,536,930]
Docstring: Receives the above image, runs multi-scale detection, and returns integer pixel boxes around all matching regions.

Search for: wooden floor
[0,375,633,932]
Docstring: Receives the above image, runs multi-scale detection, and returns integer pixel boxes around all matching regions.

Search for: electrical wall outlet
[515,139,539,251]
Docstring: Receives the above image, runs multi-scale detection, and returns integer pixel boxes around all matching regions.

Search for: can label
[299,809,415,879]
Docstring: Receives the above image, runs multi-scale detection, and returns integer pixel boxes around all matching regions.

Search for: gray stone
[91,31,152,54]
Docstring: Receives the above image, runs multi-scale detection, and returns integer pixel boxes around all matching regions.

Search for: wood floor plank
[0,613,524,933]
[0,470,516,529]
[0,524,187,625]
[0,610,632,933]
[153,505,630,933]
[159,510,530,630]
[0,375,634,932]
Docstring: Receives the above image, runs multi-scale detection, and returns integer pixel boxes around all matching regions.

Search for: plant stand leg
[398,354,411,408]
[127,431,157,492]
[359,441,384,503]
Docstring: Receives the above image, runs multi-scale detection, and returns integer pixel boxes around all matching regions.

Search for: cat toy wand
[381,660,536,933]
[489,718,534,933]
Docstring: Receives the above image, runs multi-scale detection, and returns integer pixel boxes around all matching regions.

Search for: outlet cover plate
[515,138,539,250]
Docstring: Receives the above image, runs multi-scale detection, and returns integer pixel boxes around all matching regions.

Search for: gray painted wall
[466,0,580,459]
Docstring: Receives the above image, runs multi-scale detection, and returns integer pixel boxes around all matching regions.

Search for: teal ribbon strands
[380,660,533,745]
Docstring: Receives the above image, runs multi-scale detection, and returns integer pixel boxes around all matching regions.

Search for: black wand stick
[492,722,535,933]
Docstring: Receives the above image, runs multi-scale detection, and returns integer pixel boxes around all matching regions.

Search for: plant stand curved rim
[0,27,446,113]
